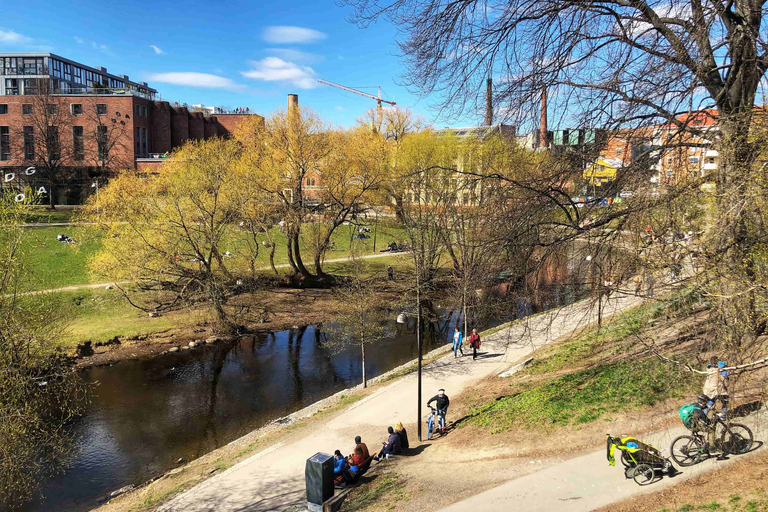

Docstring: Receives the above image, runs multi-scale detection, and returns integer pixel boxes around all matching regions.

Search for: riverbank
[94,291,643,512]
[69,254,411,368]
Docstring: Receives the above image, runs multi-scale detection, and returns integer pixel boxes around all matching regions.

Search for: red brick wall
[188,112,204,141]
[170,106,189,148]
[151,101,172,154]
[214,114,264,137]
[203,117,218,139]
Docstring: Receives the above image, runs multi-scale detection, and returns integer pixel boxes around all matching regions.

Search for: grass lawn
[19,225,103,292]
[54,288,202,347]
[20,207,79,224]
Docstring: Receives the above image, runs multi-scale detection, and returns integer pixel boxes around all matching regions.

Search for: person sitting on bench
[374,426,401,461]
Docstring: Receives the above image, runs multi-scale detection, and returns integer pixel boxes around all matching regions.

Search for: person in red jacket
[468,328,481,360]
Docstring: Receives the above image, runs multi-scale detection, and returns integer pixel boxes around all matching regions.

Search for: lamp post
[586,255,604,330]
[395,254,423,441]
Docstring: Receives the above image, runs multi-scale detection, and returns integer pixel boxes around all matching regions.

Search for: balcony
[57,87,157,100]
[703,162,717,171]
[705,149,718,157]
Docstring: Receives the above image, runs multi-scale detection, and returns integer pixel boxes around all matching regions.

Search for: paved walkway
[438,420,764,512]
[156,292,643,512]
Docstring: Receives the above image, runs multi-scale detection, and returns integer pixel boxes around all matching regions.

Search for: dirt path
[153,292,642,512]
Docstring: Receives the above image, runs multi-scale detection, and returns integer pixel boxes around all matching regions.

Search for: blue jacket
[334,456,347,474]
[452,331,463,346]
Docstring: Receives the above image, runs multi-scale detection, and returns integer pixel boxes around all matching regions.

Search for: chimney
[539,85,548,149]
[287,94,298,116]
[485,78,493,126]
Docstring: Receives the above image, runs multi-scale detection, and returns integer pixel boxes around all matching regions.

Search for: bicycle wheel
[633,463,655,486]
[620,451,632,468]
[721,423,754,455]
[670,435,704,466]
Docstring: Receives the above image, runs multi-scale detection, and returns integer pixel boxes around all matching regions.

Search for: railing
[58,87,157,100]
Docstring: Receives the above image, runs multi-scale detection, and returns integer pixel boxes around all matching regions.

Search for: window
[666,169,673,178]
[707,157,715,164]
[0,127,9,161]
[71,103,83,116]
[63,63,72,82]
[306,177,316,186]
[5,78,19,95]
[689,156,700,165]
[2,57,18,75]
[73,66,83,85]
[616,148,622,156]
[142,106,148,117]
[22,104,32,115]
[23,126,34,160]
[51,59,62,79]
[22,78,39,95]
[666,156,673,165]
[46,104,58,115]
[46,126,59,160]
[96,104,107,115]
[0,104,7,115]
[97,125,108,161]
[73,126,84,161]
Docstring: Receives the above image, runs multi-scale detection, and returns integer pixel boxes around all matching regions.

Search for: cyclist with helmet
[703,357,729,419]
[427,389,450,432]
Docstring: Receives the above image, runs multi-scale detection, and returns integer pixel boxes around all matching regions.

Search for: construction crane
[317,79,396,118]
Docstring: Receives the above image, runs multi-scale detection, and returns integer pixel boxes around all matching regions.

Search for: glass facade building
[0,53,156,99]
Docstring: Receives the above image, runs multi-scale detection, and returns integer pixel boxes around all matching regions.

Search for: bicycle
[426,406,447,439]
[670,413,754,466]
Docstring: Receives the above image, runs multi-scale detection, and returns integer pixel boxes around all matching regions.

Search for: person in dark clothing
[387,265,394,281]
[427,389,450,429]
[374,426,402,461]
[395,421,409,450]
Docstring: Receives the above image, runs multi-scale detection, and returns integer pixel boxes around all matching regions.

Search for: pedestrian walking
[468,328,481,360]
[452,327,463,357]
[387,265,394,281]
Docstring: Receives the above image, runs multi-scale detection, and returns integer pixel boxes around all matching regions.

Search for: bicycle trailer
[607,434,677,485]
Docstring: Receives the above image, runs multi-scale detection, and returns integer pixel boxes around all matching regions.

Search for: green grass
[19,207,78,224]
[467,358,696,432]
[344,473,406,511]
[53,288,196,347]
[19,226,103,291]
[525,303,655,376]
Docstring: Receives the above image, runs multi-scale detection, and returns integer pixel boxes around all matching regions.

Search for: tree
[84,138,249,331]
[238,107,332,280]
[0,192,87,510]
[325,248,392,387]
[21,79,74,209]
[83,97,132,175]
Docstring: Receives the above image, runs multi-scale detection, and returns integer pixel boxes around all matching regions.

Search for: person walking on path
[452,327,464,357]
[468,328,481,360]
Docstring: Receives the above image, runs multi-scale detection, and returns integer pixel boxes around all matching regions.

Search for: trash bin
[306,452,334,511]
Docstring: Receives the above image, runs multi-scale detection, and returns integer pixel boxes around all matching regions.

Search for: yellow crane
[317,79,396,119]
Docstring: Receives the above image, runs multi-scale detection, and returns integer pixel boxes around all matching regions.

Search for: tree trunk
[361,342,367,388]
[286,229,300,275]
[292,231,313,278]
[48,178,55,209]
[269,242,278,276]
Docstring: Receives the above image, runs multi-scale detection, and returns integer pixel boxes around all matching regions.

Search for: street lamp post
[91,181,99,220]
[396,252,424,441]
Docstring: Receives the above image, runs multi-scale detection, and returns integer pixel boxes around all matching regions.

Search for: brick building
[0,53,262,203]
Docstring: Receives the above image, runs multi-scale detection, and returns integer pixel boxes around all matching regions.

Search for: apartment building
[0,53,263,203]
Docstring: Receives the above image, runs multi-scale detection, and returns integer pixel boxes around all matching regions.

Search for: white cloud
[149,45,164,55]
[241,57,317,89]
[265,48,323,64]
[335,106,345,111]
[145,71,244,90]
[0,29,32,45]
[262,26,327,44]
[74,36,84,44]
[213,68,224,74]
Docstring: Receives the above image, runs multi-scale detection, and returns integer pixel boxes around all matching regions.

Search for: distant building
[0,53,263,203]
[583,157,625,187]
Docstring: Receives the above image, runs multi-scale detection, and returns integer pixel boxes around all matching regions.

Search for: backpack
[679,403,701,429]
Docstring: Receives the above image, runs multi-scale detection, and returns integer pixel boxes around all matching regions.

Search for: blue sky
[0,0,481,128]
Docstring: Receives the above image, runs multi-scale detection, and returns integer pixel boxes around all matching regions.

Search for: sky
[0,0,481,128]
